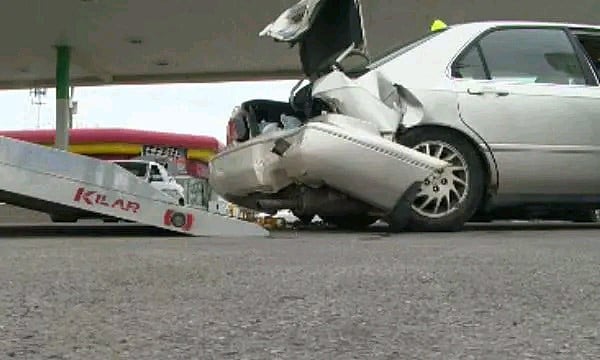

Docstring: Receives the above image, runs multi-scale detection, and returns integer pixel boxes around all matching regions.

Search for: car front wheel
[397,128,485,232]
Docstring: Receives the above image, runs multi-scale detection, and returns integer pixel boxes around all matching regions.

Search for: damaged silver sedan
[210,0,600,231]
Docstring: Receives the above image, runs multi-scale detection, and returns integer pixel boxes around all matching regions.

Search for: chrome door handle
[467,87,509,96]
[467,88,484,95]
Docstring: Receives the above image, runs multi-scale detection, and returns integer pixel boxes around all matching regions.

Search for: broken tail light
[226,107,250,145]
[226,120,237,146]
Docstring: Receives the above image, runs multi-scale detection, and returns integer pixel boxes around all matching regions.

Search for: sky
[0,80,298,144]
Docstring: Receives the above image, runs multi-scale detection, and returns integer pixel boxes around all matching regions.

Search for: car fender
[392,86,499,193]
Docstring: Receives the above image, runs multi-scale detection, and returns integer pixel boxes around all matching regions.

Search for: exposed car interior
[229,91,333,144]
[227,0,368,145]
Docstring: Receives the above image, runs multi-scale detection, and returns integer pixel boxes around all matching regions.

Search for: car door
[158,165,176,191]
[451,26,600,196]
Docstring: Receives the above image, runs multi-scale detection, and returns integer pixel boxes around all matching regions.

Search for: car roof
[452,20,600,32]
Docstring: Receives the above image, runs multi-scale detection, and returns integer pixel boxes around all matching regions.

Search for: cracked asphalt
[1,222,600,359]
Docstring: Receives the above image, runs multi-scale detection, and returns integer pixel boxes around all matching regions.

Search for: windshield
[345,29,448,73]
[114,161,148,177]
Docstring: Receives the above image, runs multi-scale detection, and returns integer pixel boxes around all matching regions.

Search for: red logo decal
[163,210,174,226]
[183,214,194,231]
[74,187,95,205]
[74,187,140,213]
[163,209,194,231]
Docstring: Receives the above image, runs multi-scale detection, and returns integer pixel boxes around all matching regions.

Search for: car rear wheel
[397,128,485,232]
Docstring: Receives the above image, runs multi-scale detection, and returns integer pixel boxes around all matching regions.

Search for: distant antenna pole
[69,86,78,128]
[29,87,47,128]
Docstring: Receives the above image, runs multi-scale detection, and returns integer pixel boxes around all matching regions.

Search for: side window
[150,165,162,180]
[452,46,487,80]
[573,30,600,76]
[478,28,586,85]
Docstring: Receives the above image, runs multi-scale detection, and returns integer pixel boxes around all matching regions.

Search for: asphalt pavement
[1,221,600,359]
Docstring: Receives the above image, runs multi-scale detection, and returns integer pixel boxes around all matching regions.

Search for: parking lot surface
[1,223,600,359]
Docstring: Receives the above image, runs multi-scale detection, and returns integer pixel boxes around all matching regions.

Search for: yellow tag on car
[431,19,448,32]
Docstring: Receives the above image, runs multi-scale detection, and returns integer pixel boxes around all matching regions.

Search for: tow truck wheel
[50,214,78,223]
[322,215,378,230]
[397,128,485,232]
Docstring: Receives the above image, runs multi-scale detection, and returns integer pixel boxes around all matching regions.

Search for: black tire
[571,209,599,223]
[397,128,486,232]
[50,214,78,223]
[322,215,378,230]
[469,213,494,223]
[178,198,185,206]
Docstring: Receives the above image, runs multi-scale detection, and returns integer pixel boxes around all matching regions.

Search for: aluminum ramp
[0,136,268,237]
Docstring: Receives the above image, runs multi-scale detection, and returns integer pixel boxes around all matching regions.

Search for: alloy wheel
[412,141,469,219]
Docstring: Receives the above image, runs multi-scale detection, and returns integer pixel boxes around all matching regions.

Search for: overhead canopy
[2,0,600,89]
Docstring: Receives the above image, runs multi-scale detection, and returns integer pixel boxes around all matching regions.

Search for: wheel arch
[396,124,498,213]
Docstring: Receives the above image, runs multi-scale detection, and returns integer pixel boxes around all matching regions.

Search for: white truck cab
[112,159,186,206]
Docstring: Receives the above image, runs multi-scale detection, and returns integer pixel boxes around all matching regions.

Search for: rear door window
[452,46,487,80]
[452,27,590,85]
[571,29,600,79]
[478,28,586,85]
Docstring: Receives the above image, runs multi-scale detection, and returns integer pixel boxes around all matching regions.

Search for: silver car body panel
[454,79,600,195]
[210,115,447,212]
[372,21,600,196]
[370,23,503,189]
[312,70,404,135]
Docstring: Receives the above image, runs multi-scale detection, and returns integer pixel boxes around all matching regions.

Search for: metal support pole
[55,46,71,150]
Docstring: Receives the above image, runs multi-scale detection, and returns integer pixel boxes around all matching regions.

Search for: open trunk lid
[260,0,367,77]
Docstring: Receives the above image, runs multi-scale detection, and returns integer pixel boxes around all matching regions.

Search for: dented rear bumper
[209,114,447,213]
